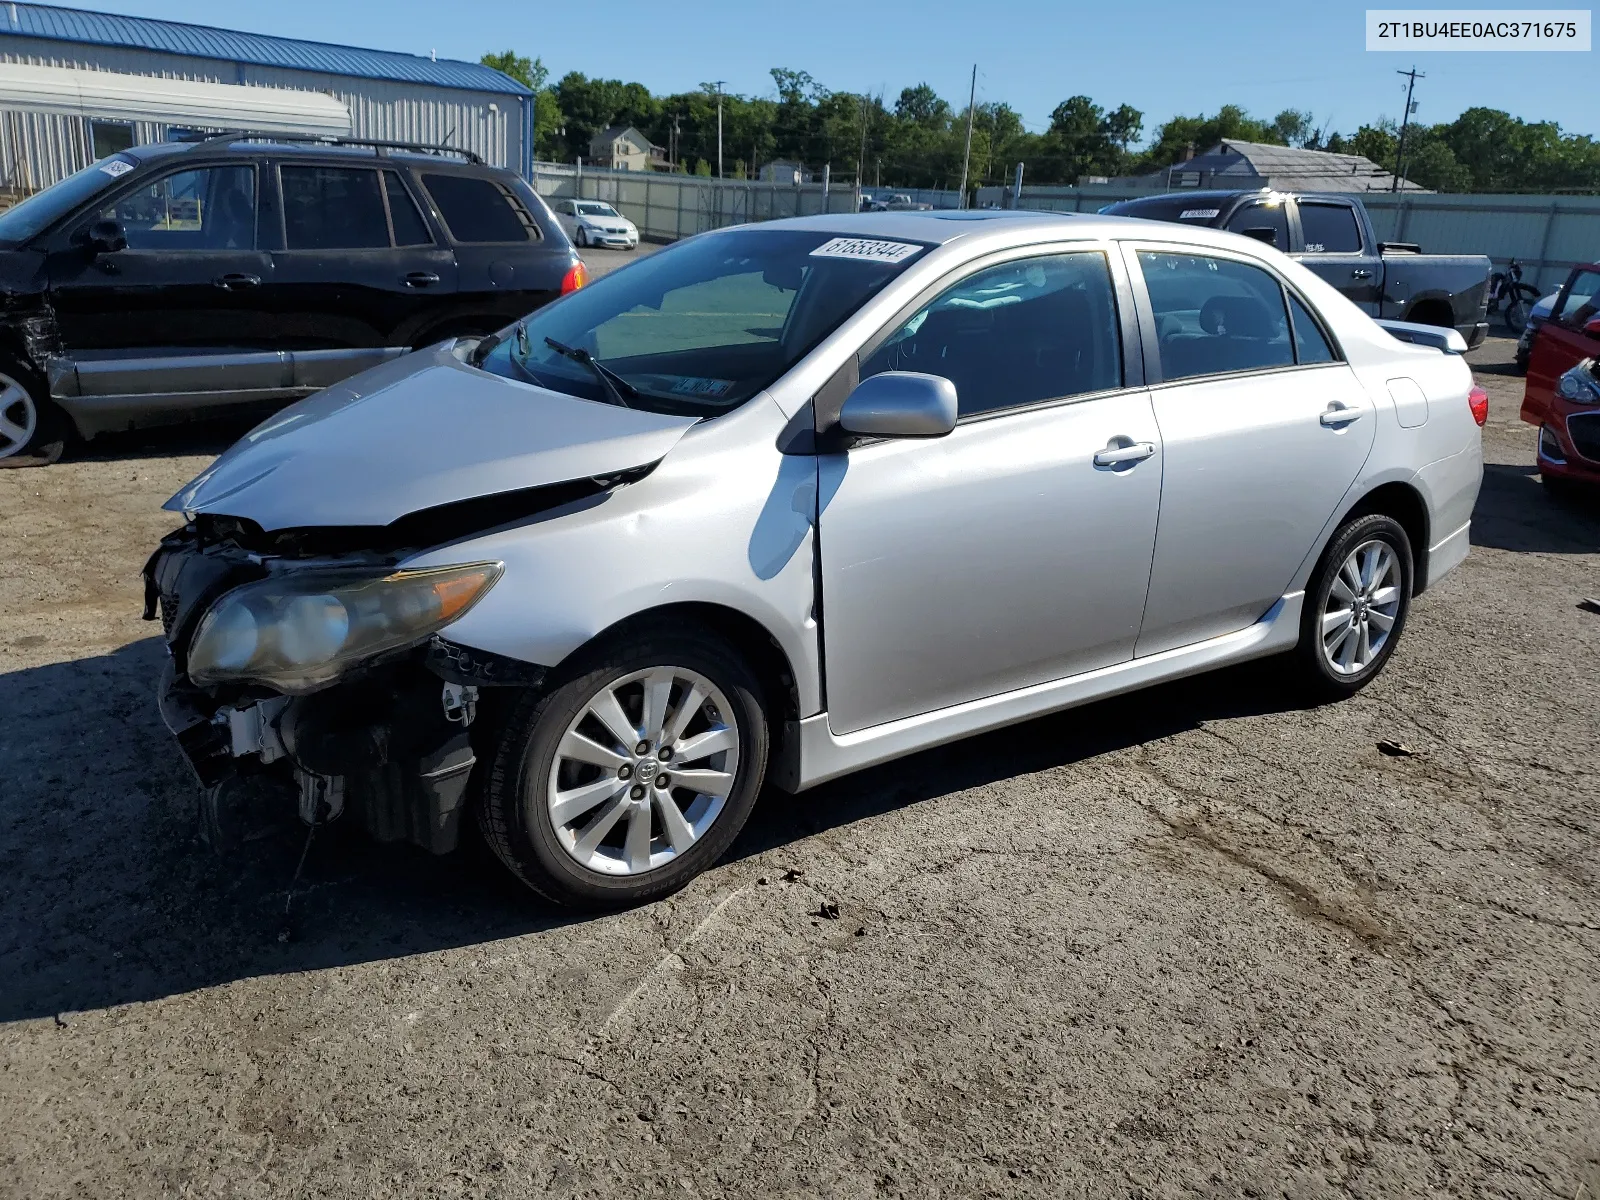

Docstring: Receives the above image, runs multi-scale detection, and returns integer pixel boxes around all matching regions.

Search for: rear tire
[478,623,770,910]
[0,358,68,467]
[1292,513,1414,701]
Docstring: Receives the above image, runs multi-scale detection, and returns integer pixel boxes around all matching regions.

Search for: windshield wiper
[542,336,638,410]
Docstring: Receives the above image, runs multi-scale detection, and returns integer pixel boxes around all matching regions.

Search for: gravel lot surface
[2,308,1597,1199]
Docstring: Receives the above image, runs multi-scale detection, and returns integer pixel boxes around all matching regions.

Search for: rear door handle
[1351,268,1373,280]
[1320,405,1363,427]
[1093,441,1157,466]
[404,271,441,288]
[213,272,260,289]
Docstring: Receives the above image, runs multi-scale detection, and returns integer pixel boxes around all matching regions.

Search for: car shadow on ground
[0,633,1312,1024]
[69,418,255,463]
[1471,462,1600,554]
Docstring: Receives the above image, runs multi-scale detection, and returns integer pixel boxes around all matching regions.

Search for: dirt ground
[1,311,1597,1199]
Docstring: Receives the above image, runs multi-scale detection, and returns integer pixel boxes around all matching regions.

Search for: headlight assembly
[1556,365,1600,405]
[187,562,502,693]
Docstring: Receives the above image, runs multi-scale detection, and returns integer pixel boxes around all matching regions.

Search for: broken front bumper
[147,528,545,856]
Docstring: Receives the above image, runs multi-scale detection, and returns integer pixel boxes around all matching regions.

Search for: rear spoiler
[1376,319,1468,355]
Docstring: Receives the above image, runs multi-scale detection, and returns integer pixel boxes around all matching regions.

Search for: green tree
[894,83,950,130]
[480,51,562,159]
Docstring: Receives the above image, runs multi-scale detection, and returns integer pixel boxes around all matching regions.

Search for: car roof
[121,138,494,171]
[728,208,1260,249]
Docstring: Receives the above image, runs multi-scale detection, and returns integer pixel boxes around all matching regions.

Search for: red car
[1522,262,1600,492]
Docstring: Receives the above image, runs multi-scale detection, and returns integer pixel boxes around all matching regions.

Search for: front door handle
[1320,405,1363,427]
[213,272,261,289]
[1351,268,1373,280]
[1093,440,1157,466]
[404,271,441,288]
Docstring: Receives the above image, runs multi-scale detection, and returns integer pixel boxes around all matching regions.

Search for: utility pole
[956,64,977,209]
[857,93,870,188]
[1392,66,1423,192]
[709,80,727,179]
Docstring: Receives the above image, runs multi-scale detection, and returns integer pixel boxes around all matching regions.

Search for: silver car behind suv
[147,211,1486,908]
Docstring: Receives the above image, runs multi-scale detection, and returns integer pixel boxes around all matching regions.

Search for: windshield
[0,154,136,246]
[1102,196,1233,225]
[478,228,931,415]
[577,202,619,217]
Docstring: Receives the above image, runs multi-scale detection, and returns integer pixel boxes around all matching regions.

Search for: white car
[549,199,639,250]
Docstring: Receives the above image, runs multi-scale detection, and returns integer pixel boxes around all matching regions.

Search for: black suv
[0,134,584,464]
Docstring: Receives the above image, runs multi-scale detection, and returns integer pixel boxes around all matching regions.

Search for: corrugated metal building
[0,2,531,194]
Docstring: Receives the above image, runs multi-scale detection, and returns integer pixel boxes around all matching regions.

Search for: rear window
[1298,203,1363,254]
[281,166,389,250]
[382,171,432,246]
[422,174,537,243]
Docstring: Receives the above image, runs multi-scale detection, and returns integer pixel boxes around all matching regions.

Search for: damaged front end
[145,514,549,857]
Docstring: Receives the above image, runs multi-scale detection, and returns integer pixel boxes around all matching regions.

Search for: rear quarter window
[422,173,538,244]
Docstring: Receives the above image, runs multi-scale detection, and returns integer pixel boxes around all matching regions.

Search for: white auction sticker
[1179,209,1221,219]
[809,237,922,264]
[1367,9,1590,50]
[98,159,134,177]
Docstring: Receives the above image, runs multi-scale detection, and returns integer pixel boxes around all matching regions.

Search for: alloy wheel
[0,371,38,459]
[1319,539,1402,675]
[543,666,740,876]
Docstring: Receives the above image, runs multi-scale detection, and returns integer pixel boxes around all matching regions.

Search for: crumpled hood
[165,344,698,531]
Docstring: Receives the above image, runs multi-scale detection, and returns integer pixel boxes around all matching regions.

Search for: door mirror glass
[838,371,957,438]
[86,217,126,254]
[1240,226,1278,247]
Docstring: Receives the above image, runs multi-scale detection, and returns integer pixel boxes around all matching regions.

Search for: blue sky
[79,0,1597,141]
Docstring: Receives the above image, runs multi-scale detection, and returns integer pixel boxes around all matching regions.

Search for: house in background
[588,125,666,171]
[1110,139,1429,194]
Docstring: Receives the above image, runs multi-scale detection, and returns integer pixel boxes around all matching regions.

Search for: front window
[478,228,930,415]
[0,154,134,246]
[1224,201,1289,249]
[577,202,620,218]
[861,252,1122,417]
[96,165,257,251]
[1555,269,1600,328]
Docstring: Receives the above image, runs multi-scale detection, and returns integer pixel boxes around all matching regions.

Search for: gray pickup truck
[1103,190,1491,348]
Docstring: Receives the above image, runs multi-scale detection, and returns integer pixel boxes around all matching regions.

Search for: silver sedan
[150,211,1485,908]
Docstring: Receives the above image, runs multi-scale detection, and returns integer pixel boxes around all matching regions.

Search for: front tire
[1293,513,1414,700]
[575,227,588,248]
[478,624,770,909]
[0,359,68,467]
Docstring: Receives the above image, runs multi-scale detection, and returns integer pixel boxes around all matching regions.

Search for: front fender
[403,393,825,715]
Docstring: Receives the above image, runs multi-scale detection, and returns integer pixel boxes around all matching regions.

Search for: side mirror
[1584,316,1600,338]
[838,372,957,439]
[86,218,127,255]
[1240,226,1278,247]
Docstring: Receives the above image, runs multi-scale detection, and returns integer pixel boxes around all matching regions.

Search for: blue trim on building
[0,2,532,95]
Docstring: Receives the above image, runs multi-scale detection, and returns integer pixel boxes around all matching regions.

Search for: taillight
[1468,384,1489,426]
[560,261,588,294]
